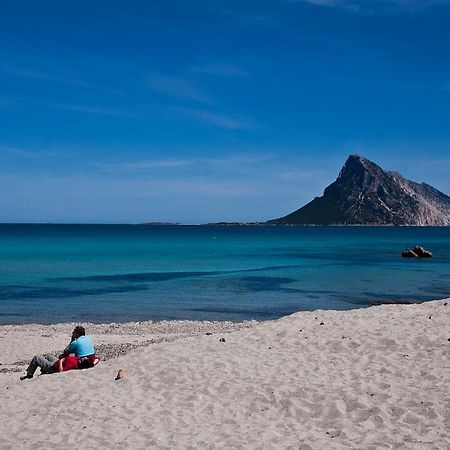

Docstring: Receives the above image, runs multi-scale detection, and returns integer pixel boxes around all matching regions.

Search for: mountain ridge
[268,155,450,226]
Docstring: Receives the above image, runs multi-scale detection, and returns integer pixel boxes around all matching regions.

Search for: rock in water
[401,246,433,258]
[402,248,418,258]
[413,246,432,257]
[268,155,450,225]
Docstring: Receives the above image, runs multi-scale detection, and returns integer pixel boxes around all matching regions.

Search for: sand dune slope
[1,300,449,449]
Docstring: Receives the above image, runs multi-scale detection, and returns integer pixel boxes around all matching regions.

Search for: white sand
[1,300,449,449]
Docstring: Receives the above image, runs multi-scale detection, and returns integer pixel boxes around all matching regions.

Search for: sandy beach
[1,300,449,449]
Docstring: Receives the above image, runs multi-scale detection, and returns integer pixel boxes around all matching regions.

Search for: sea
[1,224,450,324]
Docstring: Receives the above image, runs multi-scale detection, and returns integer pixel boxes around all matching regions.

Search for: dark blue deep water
[1,224,450,324]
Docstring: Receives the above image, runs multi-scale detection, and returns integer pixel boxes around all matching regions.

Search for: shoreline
[0,298,429,373]
[0,299,428,328]
[1,299,449,448]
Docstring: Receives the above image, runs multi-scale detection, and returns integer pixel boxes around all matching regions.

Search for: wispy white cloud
[295,0,450,12]
[1,67,121,95]
[4,67,69,82]
[95,153,274,174]
[189,62,249,78]
[202,153,274,166]
[276,169,323,181]
[95,158,193,173]
[172,106,256,130]
[147,73,212,103]
[218,9,287,34]
[58,104,137,118]
[0,145,72,159]
[0,145,39,158]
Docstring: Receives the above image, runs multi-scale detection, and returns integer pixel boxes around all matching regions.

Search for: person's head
[71,325,86,341]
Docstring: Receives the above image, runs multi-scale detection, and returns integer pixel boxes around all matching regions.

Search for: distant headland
[140,155,450,227]
[268,155,450,226]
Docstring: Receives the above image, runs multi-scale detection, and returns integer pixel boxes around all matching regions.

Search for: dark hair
[78,355,99,370]
[72,326,86,338]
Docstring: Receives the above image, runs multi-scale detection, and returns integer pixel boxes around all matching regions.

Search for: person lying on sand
[20,354,100,380]
[20,325,98,380]
[56,354,100,372]
[55,355,82,373]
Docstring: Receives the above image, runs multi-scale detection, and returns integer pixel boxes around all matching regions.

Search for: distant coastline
[1,222,450,227]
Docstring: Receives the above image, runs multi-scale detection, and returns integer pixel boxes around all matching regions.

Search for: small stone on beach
[115,369,127,380]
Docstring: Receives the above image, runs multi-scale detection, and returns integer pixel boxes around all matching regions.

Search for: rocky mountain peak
[341,154,372,171]
[269,155,450,226]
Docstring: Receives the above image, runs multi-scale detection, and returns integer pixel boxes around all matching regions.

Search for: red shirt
[53,356,79,372]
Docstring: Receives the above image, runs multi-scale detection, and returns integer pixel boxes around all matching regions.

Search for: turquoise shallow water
[1,224,450,324]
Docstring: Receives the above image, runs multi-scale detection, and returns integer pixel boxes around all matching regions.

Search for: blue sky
[1,0,450,223]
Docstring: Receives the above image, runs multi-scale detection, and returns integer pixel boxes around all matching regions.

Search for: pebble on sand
[115,369,127,380]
